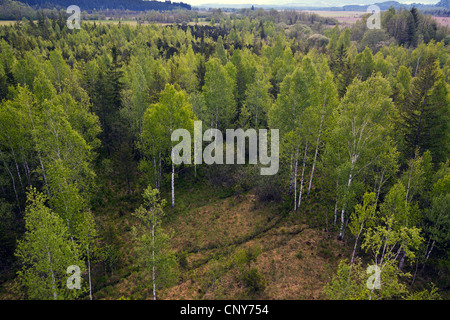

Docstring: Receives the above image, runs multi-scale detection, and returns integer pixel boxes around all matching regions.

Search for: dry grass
[92,173,350,300]
[308,10,365,25]
[0,21,16,26]
[159,190,350,300]
[433,16,450,27]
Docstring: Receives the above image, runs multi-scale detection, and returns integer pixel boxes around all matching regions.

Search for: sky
[185,0,440,7]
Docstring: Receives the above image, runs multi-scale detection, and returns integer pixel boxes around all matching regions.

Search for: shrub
[242,267,266,294]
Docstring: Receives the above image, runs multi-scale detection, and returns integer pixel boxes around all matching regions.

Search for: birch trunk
[0,149,21,212]
[22,152,31,186]
[374,169,385,209]
[158,151,162,190]
[350,225,364,265]
[405,162,413,203]
[171,162,175,208]
[152,208,156,300]
[7,135,23,190]
[298,142,308,210]
[307,111,325,198]
[289,154,294,194]
[338,169,353,239]
[153,155,158,190]
[422,240,435,275]
[398,250,406,270]
[293,151,298,211]
[87,243,92,300]
[334,179,339,225]
[47,249,57,300]
[26,109,51,199]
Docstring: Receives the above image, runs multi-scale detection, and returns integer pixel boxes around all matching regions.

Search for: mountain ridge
[15,0,192,11]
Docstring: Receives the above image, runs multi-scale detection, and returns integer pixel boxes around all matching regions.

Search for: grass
[86,159,351,300]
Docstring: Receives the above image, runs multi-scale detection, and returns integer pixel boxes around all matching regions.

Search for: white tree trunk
[87,242,92,300]
[307,112,324,198]
[21,152,31,186]
[374,169,385,209]
[298,142,308,210]
[334,178,339,225]
[153,154,158,190]
[350,226,363,265]
[422,240,435,274]
[293,151,298,211]
[8,135,23,189]
[171,162,175,208]
[152,210,156,300]
[47,249,57,300]
[158,152,162,189]
[339,169,353,239]
[405,162,413,204]
[0,149,21,212]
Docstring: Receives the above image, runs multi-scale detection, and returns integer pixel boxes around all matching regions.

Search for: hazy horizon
[185,0,440,7]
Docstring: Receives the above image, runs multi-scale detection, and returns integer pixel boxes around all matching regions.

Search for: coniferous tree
[401,56,449,164]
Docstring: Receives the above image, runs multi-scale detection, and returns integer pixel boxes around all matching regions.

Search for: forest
[0,5,449,301]
[12,0,192,12]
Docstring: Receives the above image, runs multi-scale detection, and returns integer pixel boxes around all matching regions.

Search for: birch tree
[15,187,85,300]
[120,58,149,142]
[141,84,194,207]
[330,75,395,239]
[132,187,176,300]
[349,192,377,265]
[268,64,312,211]
[202,58,236,131]
[417,175,450,280]
[241,64,271,129]
[362,214,423,299]
[306,63,338,199]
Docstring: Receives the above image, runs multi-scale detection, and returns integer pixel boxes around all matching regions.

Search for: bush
[254,174,283,203]
[242,267,266,294]
[177,251,189,270]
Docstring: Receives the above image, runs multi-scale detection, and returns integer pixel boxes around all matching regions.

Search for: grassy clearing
[90,162,350,300]
[94,160,348,299]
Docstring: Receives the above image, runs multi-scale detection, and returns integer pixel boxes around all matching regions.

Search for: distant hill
[16,0,191,11]
[342,1,409,11]
[436,0,450,8]
[196,1,439,11]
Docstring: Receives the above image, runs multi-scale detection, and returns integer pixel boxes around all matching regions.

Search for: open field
[90,172,349,300]
[433,16,450,27]
[1,11,449,27]
[307,10,365,25]
[0,21,16,25]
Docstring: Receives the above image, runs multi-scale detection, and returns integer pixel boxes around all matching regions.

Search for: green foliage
[400,56,449,164]
[233,246,262,270]
[349,192,377,238]
[0,10,448,300]
[202,58,236,130]
[324,259,369,300]
[405,284,442,300]
[324,258,410,300]
[131,187,177,298]
[241,267,266,295]
[14,188,86,300]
